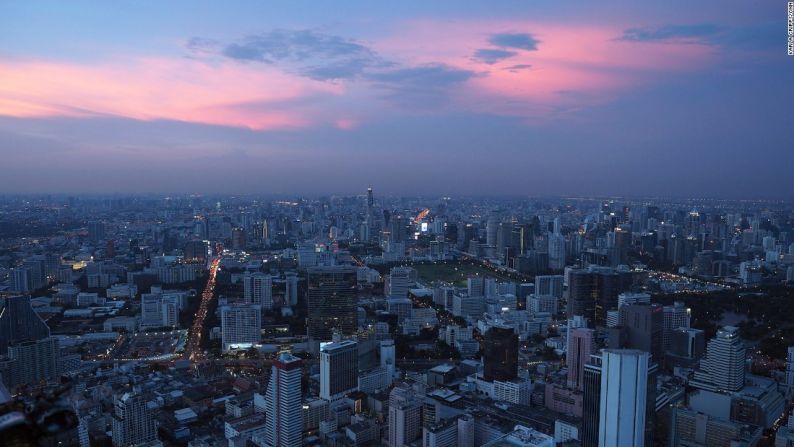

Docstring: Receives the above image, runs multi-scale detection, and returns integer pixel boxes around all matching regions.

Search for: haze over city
[1,1,792,197]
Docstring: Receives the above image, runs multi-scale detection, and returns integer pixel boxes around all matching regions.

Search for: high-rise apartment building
[220,304,261,352]
[243,272,273,309]
[112,392,157,447]
[264,352,303,447]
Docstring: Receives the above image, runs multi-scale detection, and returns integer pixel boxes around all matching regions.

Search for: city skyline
[1,1,792,198]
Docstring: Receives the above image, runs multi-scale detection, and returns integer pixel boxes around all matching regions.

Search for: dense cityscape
[2,1,792,446]
[1,192,794,446]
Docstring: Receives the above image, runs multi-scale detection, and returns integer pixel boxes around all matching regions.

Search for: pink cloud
[0,19,720,129]
[0,57,342,130]
[335,118,357,130]
[372,20,717,119]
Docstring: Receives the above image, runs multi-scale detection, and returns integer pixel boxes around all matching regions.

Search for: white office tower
[320,340,359,401]
[221,304,261,352]
[264,352,303,447]
[388,383,423,447]
[467,276,485,297]
[548,232,566,270]
[243,272,273,309]
[535,275,563,299]
[662,301,691,352]
[598,350,649,447]
[112,392,157,447]
[380,339,396,383]
[285,272,299,306]
[388,267,417,298]
[691,326,746,392]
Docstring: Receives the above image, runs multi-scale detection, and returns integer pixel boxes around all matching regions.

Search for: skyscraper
[388,266,417,298]
[690,326,746,392]
[0,296,58,389]
[87,221,106,244]
[581,356,602,447]
[285,272,299,306]
[264,352,303,447]
[320,340,359,401]
[220,304,261,352]
[534,275,563,299]
[567,268,632,326]
[467,276,485,297]
[2,337,60,389]
[0,295,51,355]
[482,326,518,382]
[567,270,597,323]
[598,350,650,447]
[666,327,706,369]
[380,339,396,384]
[620,303,664,362]
[486,216,499,248]
[786,346,794,391]
[112,392,157,447]
[11,268,31,293]
[306,266,357,347]
[389,383,424,447]
[548,232,566,270]
[567,328,595,390]
[243,272,273,309]
[662,301,691,352]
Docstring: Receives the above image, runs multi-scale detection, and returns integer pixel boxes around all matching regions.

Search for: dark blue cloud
[366,64,477,107]
[367,64,475,86]
[488,32,540,51]
[185,37,220,53]
[619,22,780,50]
[620,24,724,42]
[472,48,517,64]
[214,29,387,80]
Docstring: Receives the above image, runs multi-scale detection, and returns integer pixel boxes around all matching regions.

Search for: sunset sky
[1,1,791,197]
